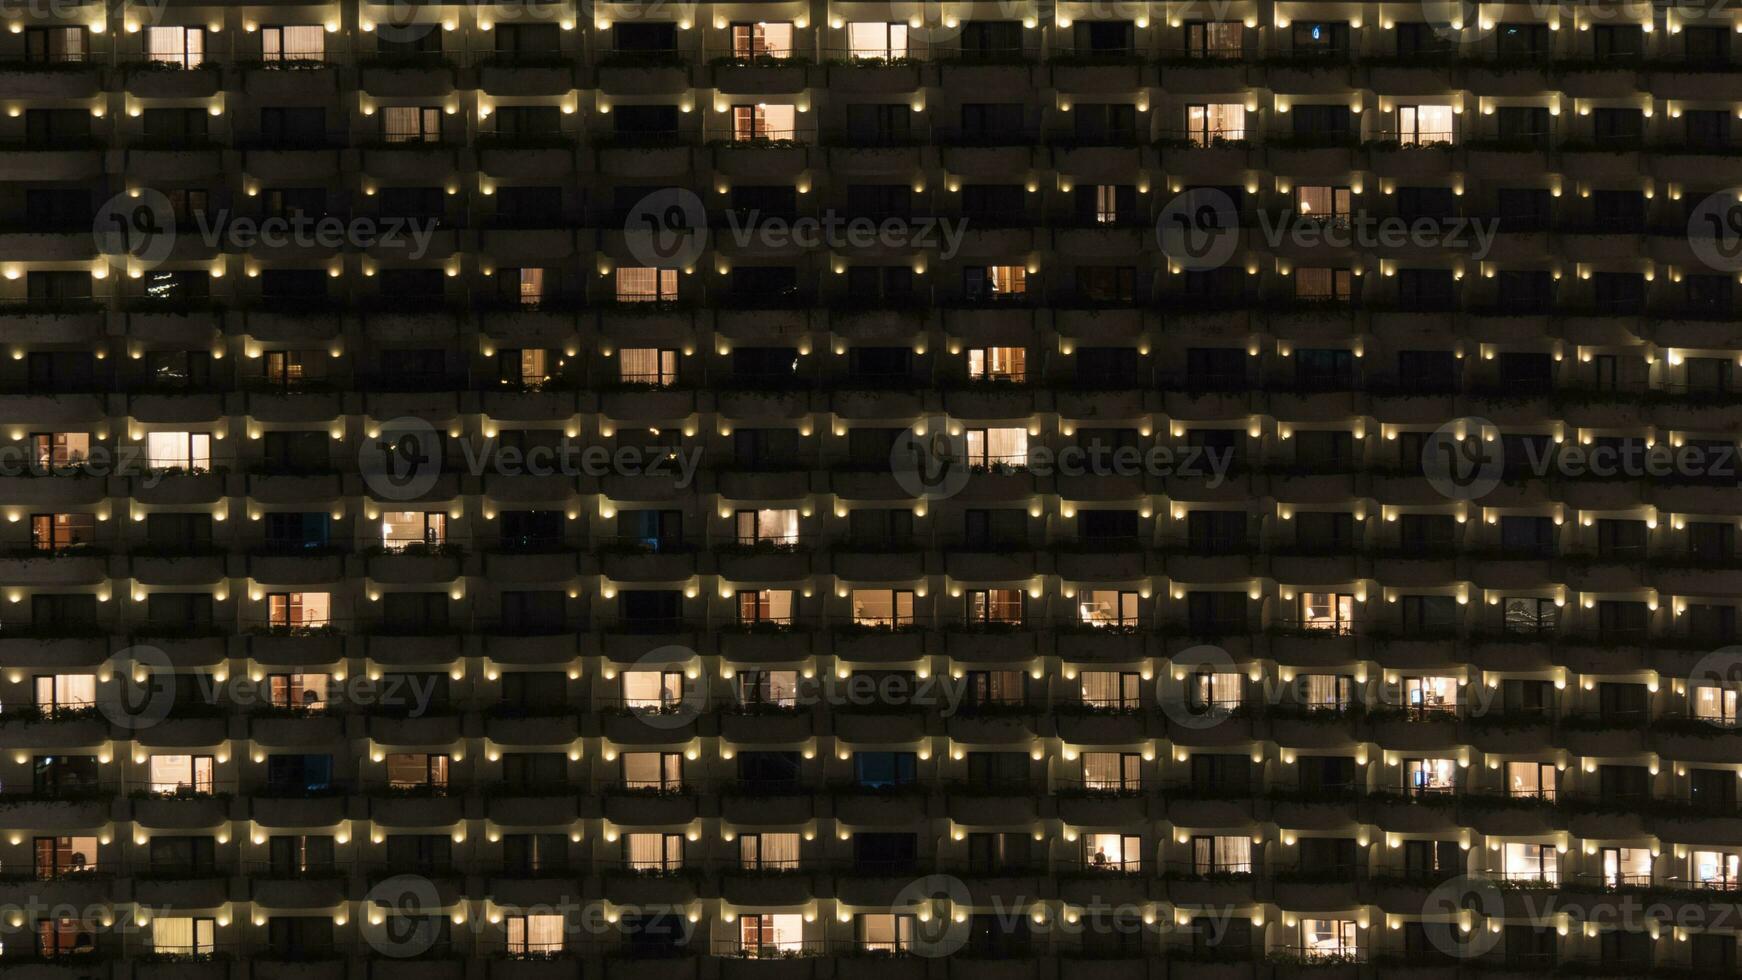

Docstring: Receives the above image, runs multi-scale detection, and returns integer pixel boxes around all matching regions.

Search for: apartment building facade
[0,0,1739,975]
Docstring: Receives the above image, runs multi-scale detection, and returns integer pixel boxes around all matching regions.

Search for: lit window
[732,103,797,141]
[1503,842,1558,883]
[615,267,679,303]
[261,25,325,61]
[620,348,679,385]
[851,589,914,627]
[967,588,1023,625]
[1300,918,1358,959]
[967,346,1026,381]
[1186,103,1245,145]
[502,348,549,386]
[1190,671,1243,711]
[1506,761,1555,799]
[1295,185,1352,225]
[736,670,800,707]
[382,105,444,143]
[31,513,93,552]
[1403,676,1460,715]
[621,751,682,790]
[964,427,1028,468]
[1083,832,1141,870]
[739,912,804,956]
[1080,671,1139,709]
[1692,850,1740,889]
[622,670,682,710]
[149,754,215,796]
[1295,267,1352,302]
[624,831,683,871]
[505,914,565,956]
[511,269,544,305]
[1192,835,1251,874]
[1398,104,1455,146]
[147,26,204,68]
[1184,21,1244,58]
[1405,758,1457,795]
[1693,685,1739,726]
[144,431,212,471]
[856,913,913,953]
[33,674,95,711]
[1077,589,1138,627]
[1081,751,1140,791]
[268,592,330,629]
[732,22,793,59]
[1300,592,1354,633]
[151,917,215,956]
[735,508,799,547]
[737,589,794,624]
[847,22,908,60]
[739,831,801,869]
[381,511,446,550]
[268,673,328,710]
[38,917,98,957]
[1602,847,1652,888]
[386,752,449,790]
[32,432,89,468]
[34,835,98,878]
[965,265,1027,301]
[1301,674,1353,711]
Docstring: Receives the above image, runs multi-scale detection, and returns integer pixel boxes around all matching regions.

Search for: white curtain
[761,832,800,868]
[153,917,192,953]
[510,914,563,953]
[627,833,668,869]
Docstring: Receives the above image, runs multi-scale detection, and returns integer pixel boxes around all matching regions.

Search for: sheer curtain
[626,833,665,869]
[153,918,192,953]
[1214,836,1250,872]
[1081,752,1120,788]
[1080,672,1124,706]
[510,915,563,953]
[761,832,800,869]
